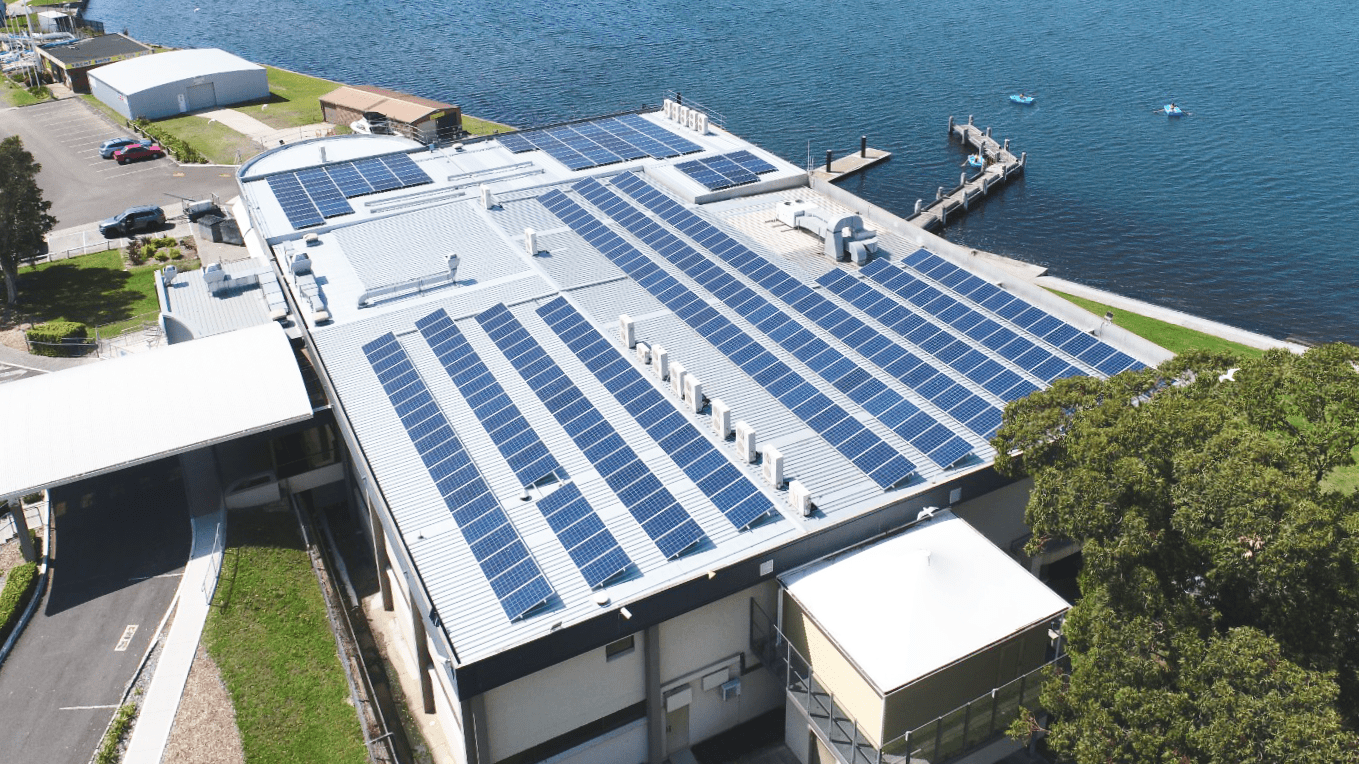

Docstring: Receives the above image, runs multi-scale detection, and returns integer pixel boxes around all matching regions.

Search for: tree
[995,346,1359,763]
[0,135,57,305]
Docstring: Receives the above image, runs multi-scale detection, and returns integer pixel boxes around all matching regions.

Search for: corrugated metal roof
[161,259,274,342]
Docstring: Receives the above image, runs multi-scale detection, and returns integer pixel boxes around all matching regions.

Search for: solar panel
[326,162,373,197]
[600,174,977,470]
[382,153,433,187]
[535,483,632,587]
[475,304,708,559]
[360,333,552,620]
[541,183,923,482]
[354,157,402,192]
[266,173,325,229]
[536,297,776,530]
[295,168,354,219]
[499,133,535,153]
[673,151,774,191]
[489,114,702,171]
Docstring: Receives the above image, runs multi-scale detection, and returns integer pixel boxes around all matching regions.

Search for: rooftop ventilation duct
[775,200,879,263]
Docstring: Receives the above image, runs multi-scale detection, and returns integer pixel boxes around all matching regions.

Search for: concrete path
[194,108,275,142]
[122,447,226,764]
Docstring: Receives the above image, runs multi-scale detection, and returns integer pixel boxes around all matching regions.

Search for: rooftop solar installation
[893,250,1144,376]
[264,152,433,229]
[534,482,633,588]
[266,173,326,230]
[675,150,777,191]
[536,296,777,530]
[414,309,562,487]
[539,186,927,483]
[597,174,979,468]
[361,332,553,621]
[496,114,701,171]
[476,304,709,560]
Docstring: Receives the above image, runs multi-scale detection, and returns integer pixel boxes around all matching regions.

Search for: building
[35,10,72,34]
[88,48,269,120]
[319,84,461,143]
[210,102,1168,764]
[35,33,150,92]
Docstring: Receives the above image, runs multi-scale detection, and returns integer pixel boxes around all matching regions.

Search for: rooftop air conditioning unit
[734,420,756,463]
[480,184,496,210]
[290,252,312,275]
[762,445,784,488]
[789,480,812,516]
[683,374,704,414]
[524,228,539,256]
[711,399,731,439]
[670,361,687,398]
[303,233,320,246]
[619,314,636,349]
[719,678,741,701]
[652,345,669,380]
[635,342,651,364]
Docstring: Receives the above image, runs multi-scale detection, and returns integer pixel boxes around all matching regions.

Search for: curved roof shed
[89,48,269,121]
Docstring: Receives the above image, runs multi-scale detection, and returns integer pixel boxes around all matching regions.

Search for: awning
[0,323,312,498]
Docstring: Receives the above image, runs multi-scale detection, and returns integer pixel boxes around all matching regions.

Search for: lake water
[91,0,1359,343]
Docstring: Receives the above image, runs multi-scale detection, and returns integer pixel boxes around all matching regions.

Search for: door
[186,82,216,112]
[665,703,689,755]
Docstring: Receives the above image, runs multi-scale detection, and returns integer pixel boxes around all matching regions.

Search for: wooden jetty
[810,136,892,182]
[906,116,1025,231]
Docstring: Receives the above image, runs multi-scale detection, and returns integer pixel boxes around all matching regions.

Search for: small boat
[1009,93,1035,105]
[1161,103,1185,117]
[966,153,986,168]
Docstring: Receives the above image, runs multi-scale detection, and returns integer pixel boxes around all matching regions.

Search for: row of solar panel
[266,153,433,229]
[361,333,553,621]
[477,304,710,560]
[498,114,702,171]
[537,296,776,530]
[541,186,924,485]
[602,173,987,459]
[675,150,778,191]
[894,251,1143,376]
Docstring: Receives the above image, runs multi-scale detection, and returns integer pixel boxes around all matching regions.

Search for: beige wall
[542,719,645,764]
[781,592,885,746]
[881,621,1052,739]
[483,631,645,762]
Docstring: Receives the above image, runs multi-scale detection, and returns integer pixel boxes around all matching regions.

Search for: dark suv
[99,205,166,237]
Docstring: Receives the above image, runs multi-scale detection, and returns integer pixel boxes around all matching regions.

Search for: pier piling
[908,117,1026,231]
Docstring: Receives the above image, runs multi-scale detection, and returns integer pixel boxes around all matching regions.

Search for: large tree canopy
[0,135,57,305]
[995,345,1359,763]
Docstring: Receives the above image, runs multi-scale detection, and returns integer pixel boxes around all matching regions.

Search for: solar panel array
[537,296,776,530]
[675,150,778,190]
[477,304,709,560]
[534,482,633,588]
[361,333,552,621]
[539,185,922,485]
[889,251,1143,376]
[602,173,980,468]
[497,114,702,171]
[265,152,433,229]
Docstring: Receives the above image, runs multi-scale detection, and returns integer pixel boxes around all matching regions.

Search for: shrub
[153,236,178,248]
[154,251,170,262]
[94,703,136,764]
[21,492,41,505]
[126,236,145,265]
[132,118,208,164]
[0,562,38,646]
[140,244,156,260]
[27,321,90,357]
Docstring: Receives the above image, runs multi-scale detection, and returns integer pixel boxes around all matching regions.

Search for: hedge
[0,562,38,646]
[132,118,208,164]
[27,320,91,357]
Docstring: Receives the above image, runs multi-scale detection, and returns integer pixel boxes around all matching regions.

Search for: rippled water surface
[94,0,1359,342]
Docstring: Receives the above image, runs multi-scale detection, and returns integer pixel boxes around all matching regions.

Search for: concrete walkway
[195,109,336,148]
[122,447,226,764]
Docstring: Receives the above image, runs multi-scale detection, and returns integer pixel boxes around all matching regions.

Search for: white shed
[88,48,269,121]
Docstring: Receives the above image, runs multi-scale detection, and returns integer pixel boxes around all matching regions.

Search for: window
[605,635,635,661]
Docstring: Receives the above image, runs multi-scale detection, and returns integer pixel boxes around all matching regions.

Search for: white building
[89,48,268,121]
[157,103,1164,764]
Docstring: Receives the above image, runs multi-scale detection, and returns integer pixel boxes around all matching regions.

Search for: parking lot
[0,98,241,231]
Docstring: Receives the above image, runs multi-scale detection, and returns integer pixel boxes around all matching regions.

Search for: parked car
[113,142,164,165]
[98,137,144,159]
[98,205,166,237]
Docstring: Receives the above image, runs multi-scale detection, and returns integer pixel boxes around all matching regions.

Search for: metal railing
[201,519,225,605]
[750,598,1065,764]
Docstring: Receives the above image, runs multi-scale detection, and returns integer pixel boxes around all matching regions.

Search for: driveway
[0,458,192,763]
[0,98,241,230]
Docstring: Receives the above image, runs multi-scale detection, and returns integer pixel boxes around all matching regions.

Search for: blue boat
[966,153,986,168]
[1162,103,1185,117]
[1009,93,1035,105]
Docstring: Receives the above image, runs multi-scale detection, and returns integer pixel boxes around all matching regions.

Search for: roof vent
[524,228,539,256]
[447,253,460,282]
[290,252,312,275]
[161,264,178,286]
[303,233,320,246]
[480,184,496,210]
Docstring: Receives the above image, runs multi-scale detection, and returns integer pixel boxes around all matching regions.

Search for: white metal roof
[88,48,264,94]
[781,511,1069,692]
[0,323,312,498]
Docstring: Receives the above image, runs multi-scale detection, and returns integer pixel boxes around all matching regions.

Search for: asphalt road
[0,458,191,763]
[0,98,241,230]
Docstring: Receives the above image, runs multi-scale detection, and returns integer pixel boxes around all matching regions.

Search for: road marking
[0,370,28,380]
[114,624,138,651]
[104,166,167,179]
[59,704,120,711]
[129,572,181,581]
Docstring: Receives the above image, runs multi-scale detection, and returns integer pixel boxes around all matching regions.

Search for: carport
[0,322,313,554]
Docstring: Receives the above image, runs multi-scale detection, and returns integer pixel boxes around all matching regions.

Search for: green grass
[231,66,340,130]
[1043,288,1265,359]
[205,509,367,764]
[0,79,49,107]
[148,113,260,164]
[94,704,136,764]
[80,92,129,126]
[462,114,514,136]
[11,249,166,334]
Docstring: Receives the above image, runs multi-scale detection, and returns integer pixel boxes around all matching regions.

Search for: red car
[113,142,165,165]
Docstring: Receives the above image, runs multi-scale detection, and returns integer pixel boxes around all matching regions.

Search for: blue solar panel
[534,482,632,588]
[354,157,402,192]
[266,173,325,229]
[488,114,700,171]
[536,297,776,530]
[476,304,707,559]
[382,153,433,187]
[295,168,354,218]
[360,333,551,621]
[675,151,772,191]
[543,183,922,483]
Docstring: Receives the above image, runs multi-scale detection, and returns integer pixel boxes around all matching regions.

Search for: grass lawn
[231,66,339,130]
[148,113,260,164]
[205,509,367,764]
[0,78,49,108]
[462,114,514,136]
[8,248,183,335]
[1043,288,1265,359]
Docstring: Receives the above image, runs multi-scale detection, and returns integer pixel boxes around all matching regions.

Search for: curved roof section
[238,133,422,179]
[89,48,263,94]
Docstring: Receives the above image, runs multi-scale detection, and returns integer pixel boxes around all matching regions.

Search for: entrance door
[665,702,689,755]
[186,82,216,112]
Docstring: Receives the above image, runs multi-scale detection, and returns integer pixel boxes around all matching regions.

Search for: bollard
[968,114,974,126]
[860,135,867,158]
[937,186,944,201]
[948,115,954,134]
[676,91,682,104]
[961,172,967,187]
[1020,151,1027,167]
[825,150,833,172]
[914,199,923,215]
[985,126,992,138]
[1003,138,1009,152]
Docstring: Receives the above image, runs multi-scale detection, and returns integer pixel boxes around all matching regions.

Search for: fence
[201,519,225,605]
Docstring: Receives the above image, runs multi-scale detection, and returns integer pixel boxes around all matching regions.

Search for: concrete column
[824,150,833,172]
[644,624,663,764]
[368,501,393,611]
[8,503,34,563]
[410,586,437,713]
